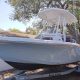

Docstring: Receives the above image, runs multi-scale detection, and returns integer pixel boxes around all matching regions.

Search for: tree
[7,0,80,43]
[26,27,38,35]
[8,0,70,21]
[7,0,80,23]
[9,28,22,33]
[68,0,80,43]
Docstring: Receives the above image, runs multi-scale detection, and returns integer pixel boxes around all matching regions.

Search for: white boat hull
[0,36,80,69]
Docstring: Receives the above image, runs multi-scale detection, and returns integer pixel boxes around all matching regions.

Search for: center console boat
[0,8,79,71]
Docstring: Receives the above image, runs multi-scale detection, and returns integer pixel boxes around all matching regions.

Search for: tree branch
[47,0,53,7]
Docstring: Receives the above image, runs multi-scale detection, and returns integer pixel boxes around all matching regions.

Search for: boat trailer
[5,67,76,80]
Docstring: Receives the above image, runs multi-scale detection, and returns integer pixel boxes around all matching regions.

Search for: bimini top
[38,8,77,25]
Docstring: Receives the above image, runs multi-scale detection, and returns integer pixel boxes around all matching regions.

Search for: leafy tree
[7,0,80,23]
[9,28,22,33]
[8,0,70,21]
[26,27,39,35]
[7,0,80,43]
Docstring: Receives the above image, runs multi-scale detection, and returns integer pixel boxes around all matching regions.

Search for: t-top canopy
[38,8,77,25]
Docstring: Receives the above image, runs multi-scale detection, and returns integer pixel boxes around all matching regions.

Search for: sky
[0,0,38,32]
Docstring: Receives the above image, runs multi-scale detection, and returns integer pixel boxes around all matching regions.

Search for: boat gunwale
[0,36,79,47]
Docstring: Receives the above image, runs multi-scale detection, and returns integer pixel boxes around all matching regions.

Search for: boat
[0,8,80,70]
